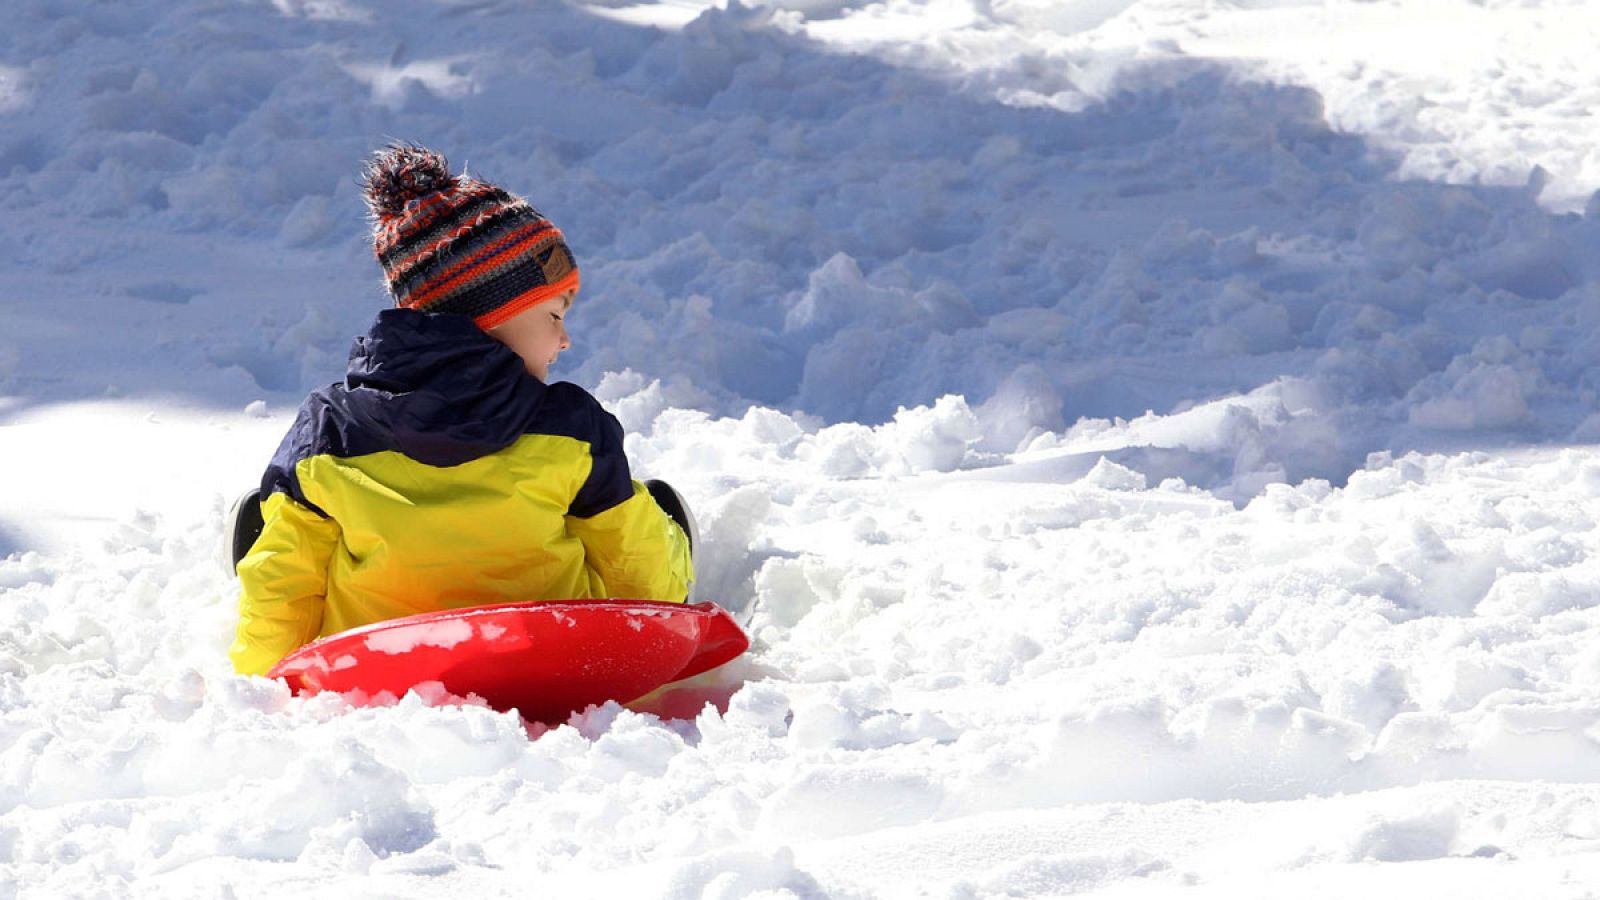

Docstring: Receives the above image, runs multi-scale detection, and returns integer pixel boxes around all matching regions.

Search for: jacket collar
[340,308,549,463]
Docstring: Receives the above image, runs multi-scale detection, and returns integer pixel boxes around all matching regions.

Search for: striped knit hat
[361,143,579,330]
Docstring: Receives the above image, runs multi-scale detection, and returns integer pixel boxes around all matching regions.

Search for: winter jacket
[229,308,692,676]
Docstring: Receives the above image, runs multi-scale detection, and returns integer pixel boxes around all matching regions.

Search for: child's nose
[558,325,571,351]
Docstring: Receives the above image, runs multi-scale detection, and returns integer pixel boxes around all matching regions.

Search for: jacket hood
[339,308,547,465]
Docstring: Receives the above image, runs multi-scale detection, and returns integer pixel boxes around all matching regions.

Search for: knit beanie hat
[361,143,579,330]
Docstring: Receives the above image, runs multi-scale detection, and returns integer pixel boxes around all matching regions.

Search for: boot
[223,487,265,575]
[644,479,698,560]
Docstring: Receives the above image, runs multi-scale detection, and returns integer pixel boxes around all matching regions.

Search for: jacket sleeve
[564,400,693,602]
[568,480,694,602]
[230,490,341,676]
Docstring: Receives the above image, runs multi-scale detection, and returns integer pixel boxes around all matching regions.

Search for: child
[227,143,695,677]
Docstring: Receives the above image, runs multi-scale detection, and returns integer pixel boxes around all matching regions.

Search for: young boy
[227,144,694,677]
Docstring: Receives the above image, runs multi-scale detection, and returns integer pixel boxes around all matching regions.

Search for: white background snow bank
[4,0,1600,897]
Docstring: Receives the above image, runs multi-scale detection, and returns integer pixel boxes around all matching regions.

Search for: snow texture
[4,0,1600,897]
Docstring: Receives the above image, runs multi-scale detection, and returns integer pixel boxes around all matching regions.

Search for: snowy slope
[4,0,1600,897]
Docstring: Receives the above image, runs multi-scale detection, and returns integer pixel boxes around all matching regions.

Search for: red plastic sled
[267,599,749,723]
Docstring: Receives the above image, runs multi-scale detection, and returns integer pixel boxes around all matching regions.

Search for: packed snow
[4,0,1600,896]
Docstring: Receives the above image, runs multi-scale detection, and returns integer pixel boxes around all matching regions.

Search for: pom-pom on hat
[361,143,578,330]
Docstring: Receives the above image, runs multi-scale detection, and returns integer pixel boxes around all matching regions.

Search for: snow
[363,619,477,656]
[4,0,1600,896]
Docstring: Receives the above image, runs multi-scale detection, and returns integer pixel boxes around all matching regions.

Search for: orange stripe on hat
[399,223,562,311]
[391,219,548,306]
[373,182,503,260]
[473,268,582,330]
[386,213,556,287]
[395,223,555,310]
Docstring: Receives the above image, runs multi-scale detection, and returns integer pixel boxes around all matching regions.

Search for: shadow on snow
[0,1,1595,498]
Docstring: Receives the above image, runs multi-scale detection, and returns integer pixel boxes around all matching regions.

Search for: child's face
[487,290,574,382]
